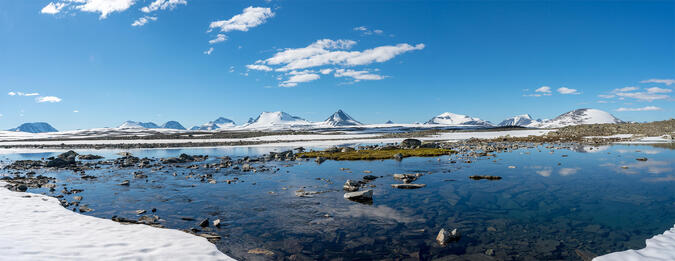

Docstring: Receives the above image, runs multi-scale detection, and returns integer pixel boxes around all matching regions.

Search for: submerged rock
[343,179,363,192]
[391,184,426,189]
[436,228,460,245]
[469,175,502,180]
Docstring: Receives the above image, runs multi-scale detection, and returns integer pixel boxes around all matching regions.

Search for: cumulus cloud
[131,16,157,26]
[641,78,675,86]
[140,0,186,13]
[209,7,274,34]
[246,64,273,71]
[41,2,67,14]
[208,34,227,44]
[646,87,672,93]
[279,71,320,87]
[36,96,62,103]
[557,87,580,95]
[246,39,424,87]
[253,39,424,72]
[598,94,615,99]
[535,86,552,93]
[8,91,40,96]
[615,106,662,112]
[41,0,135,19]
[203,47,214,55]
[334,69,385,81]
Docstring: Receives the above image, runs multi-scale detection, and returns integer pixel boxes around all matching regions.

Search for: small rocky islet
[0,135,672,260]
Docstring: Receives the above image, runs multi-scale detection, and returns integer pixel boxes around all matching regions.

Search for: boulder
[436,228,460,245]
[401,139,422,148]
[344,189,373,203]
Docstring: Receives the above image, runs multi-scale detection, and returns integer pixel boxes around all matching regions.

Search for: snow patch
[594,225,675,261]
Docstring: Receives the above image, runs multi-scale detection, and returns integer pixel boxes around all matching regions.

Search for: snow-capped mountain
[190,117,235,131]
[161,121,186,130]
[425,112,493,126]
[385,120,394,124]
[243,111,312,130]
[323,109,362,126]
[118,121,160,129]
[530,108,623,128]
[498,114,542,127]
[8,122,58,133]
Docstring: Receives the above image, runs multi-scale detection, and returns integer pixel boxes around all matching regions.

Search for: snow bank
[594,225,675,261]
[0,182,233,261]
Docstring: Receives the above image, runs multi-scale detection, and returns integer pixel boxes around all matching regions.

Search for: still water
[1,143,674,260]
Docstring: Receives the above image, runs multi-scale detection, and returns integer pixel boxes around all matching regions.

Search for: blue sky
[0,0,673,130]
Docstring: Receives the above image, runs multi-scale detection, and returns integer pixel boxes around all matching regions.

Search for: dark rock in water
[213,219,221,227]
[119,180,130,186]
[391,184,426,189]
[315,157,326,164]
[78,154,104,160]
[393,173,420,183]
[344,189,373,204]
[198,233,221,242]
[248,248,276,256]
[436,228,460,245]
[469,175,502,180]
[198,218,209,227]
[393,153,403,161]
[362,175,378,181]
[343,179,363,192]
[78,205,93,213]
[575,249,597,261]
[401,138,422,148]
[636,157,648,161]
[16,184,28,192]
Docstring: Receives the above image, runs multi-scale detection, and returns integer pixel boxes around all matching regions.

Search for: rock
[315,157,326,164]
[78,205,93,213]
[248,248,275,256]
[242,163,252,171]
[119,180,130,186]
[136,209,146,215]
[469,175,502,180]
[636,157,648,161]
[401,138,422,148]
[393,173,420,183]
[341,147,355,152]
[436,228,460,245]
[393,153,404,161]
[344,189,373,203]
[72,196,83,201]
[391,184,426,189]
[198,218,209,227]
[138,215,159,224]
[362,175,378,181]
[485,249,495,256]
[575,249,597,261]
[343,179,362,192]
[198,233,221,241]
[78,154,104,160]
[16,184,28,192]
[213,219,221,227]
[508,165,516,169]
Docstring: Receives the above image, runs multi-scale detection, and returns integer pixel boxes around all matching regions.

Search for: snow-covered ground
[594,225,675,261]
[0,182,233,261]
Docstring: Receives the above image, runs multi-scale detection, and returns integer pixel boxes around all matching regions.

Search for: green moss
[297,148,456,161]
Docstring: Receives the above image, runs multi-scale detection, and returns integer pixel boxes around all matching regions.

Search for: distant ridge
[8,122,58,133]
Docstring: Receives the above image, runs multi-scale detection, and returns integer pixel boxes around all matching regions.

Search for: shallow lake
[1,143,674,260]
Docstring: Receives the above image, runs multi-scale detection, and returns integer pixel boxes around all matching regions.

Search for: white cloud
[246,64,273,71]
[557,87,580,95]
[254,39,424,72]
[73,110,79,113]
[353,26,368,32]
[208,34,227,44]
[641,78,675,86]
[140,0,186,13]
[131,16,157,26]
[42,0,135,19]
[535,86,552,93]
[76,0,136,19]
[8,91,40,97]
[334,69,385,81]
[353,26,384,35]
[247,39,424,87]
[279,72,320,87]
[0,113,3,118]
[612,86,638,93]
[615,92,669,102]
[598,94,615,99]
[616,106,662,112]
[209,7,274,34]
[646,87,672,93]
[41,2,67,14]
[203,47,214,55]
[36,96,62,103]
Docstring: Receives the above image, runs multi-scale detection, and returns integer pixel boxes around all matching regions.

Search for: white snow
[530,108,622,128]
[239,111,313,130]
[594,225,675,261]
[425,112,492,126]
[498,114,542,127]
[0,182,233,261]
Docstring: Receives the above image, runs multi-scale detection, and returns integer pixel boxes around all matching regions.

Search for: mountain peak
[8,122,58,133]
[324,110,362,126]
[119,121,160,129]
[244,111,311,130]
[426,112,492,126]
[531,108,622,128]
[191,117,235,131]
[161,121,186,130]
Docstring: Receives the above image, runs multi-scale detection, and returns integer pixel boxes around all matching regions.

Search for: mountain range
[6,108,626,133]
